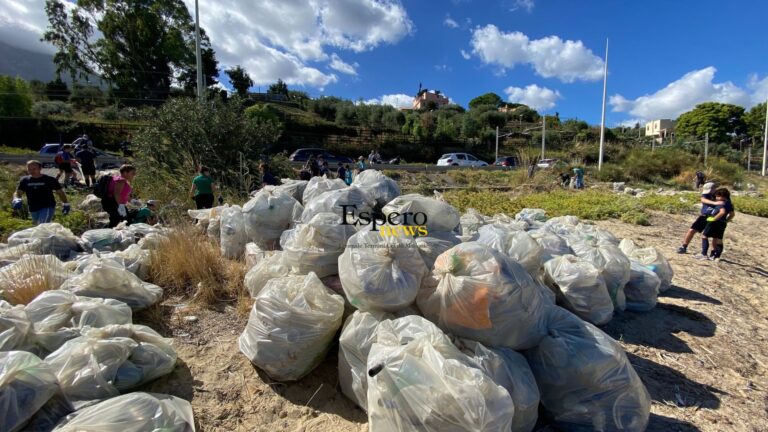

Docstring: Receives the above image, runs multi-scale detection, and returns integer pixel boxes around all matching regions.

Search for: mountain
[0,41,58,82]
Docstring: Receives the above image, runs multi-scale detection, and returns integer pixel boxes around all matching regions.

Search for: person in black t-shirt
[13,160,70,225]
[75,145,97,187]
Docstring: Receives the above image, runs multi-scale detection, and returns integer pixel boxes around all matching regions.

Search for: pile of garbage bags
[302,175,347,204]
[7,223,80,260]
[242,189,303,248]
[280,212,356,277]
[351,169,401,207]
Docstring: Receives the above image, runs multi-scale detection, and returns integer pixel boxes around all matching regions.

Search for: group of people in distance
[301,154,355,185]
[677,181,735,261]
[559,167,585,189]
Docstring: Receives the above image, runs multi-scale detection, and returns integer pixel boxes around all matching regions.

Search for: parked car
[494,156,519,168]
[288,148,353,164]
[38,143,123,169]
[437,153,488,167]
[536,158,559,169]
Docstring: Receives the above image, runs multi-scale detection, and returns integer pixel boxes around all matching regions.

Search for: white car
[437,153,488,167]
[536,158,558,169]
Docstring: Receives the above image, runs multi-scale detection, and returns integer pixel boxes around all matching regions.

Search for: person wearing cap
[130,199,158,225]
[677,182,722,254]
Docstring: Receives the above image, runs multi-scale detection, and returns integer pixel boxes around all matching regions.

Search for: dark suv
[288,148,353,164]
[494,156,519,167]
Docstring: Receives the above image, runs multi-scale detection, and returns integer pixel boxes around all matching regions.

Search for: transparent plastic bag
[301,187,375,224]
[492,213,529,231]
[45,324,176,402]
[339,229,428,312]
[351,169,401,207]
[0,301,32,351]
[382,194,461,232]
[77,194,102,212]
[7,223,80,260]
[625,261,660,312]
[101,244,152,280]
[0,350,60,432]
[569,223,619,246]
[543,255,614,325]
[414,235,460,270]
[529,229,573,262]
[417,242,549,350]
[366,315,515,432]
[263,179,308,202]
[80,229,134,252]
[477,225,543,276]
[459,208,488,238]
[515,208,547,224]
[220,205,247,259]
[524,306,651,431]
[0,255,73,303]
[280,212,356,277]
[244,252,292,298]
[121,223,164,240]
[51,392,195,432]
[242,189,303,248]
[239,273,344,381]
[302,175,347,205]
[0,240,42,263]
[570,241,630,312]
[244,242,271,268]
[619,239,674,292]
[60,260,162,310]
[454,338,540,432]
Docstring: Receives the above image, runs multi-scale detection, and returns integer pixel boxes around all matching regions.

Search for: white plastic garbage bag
[352,169,401,207]
[366,315,515,432]
[525,306,651,431]
[454,338,540,432]
[25,290,132,354]
[220,205,247,259]
[492,213,529,231]
[137,232,167,250]
[244,252,292,298]
[477,225,544,275]
[77,194,102,212]
[570,241,630,311]
[281,212,356,277]
[242,189,303,248]
[0,240,42,264]
[459,208,488,238]
[302,175,347,205]
[263,179,308,202]
[239,273,344,381]
[382,194,461,233]
[619,239,674,292]
[0,255,73,303]
[7,223,80,260]
[60,260,162,310]
[0,350,60,432]
[80,229,134,252]
[570,223,620,245]
[244,242,273,268]
[44,324,176,402]
[1,301,32,351]
[101,244,152,280]
[301,187,375,225]
[529,229,573,262]
[417,242,549,350]
[625,261,660,312]
[51,392,195,432]
[339,229,428,312]
[121,223,164,240]
[414,235,460,270]
[543,255,614,325]
[515,208,547,224]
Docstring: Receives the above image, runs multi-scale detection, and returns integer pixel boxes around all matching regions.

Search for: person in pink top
[101,164,137,227]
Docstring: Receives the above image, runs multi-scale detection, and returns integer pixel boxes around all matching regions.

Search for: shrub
[31,101,73,118]
[622,148,696,183]
[590,164,629,183]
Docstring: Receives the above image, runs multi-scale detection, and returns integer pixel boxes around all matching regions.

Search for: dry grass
[0,256,70,305]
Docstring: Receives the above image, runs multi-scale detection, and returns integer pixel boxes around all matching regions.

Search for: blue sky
[3,0,767,125]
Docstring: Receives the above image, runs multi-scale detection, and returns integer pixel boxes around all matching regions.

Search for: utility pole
[763,99,768,176]
[704,132,709,166]
[541,114,546,160]
[748,140,752,172]
[495,126,499,162]
[598,38,609,171]
[194,0,204,100]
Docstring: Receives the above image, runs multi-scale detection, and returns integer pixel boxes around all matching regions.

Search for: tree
[69,84,106,110]
[469,92,503,110]
[43,0,219,105]
[675,102,746,143]
[225,65,253,97]
[45,78,70,101]
[267,79,289,97]
[0,76,33,117]
[744,102,766,139]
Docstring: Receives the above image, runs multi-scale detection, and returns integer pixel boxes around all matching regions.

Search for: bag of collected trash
[1,301,32,351]
[366,315,515,432]
[201,205,227,243]
[100,244,152,280]
[244,242,272,268]
[459,208,488,239]
[545,215,580,228]
[0,255,73,304]
[7,223,80,260]
[25,290,132,354]
[454,338,540,432]
[414,235,460,270]
[242,189,303,248]
[417,242,549,350]
[281,212,356,277]
[121,223,164,240]
[515,208,546,225]
[0,240,42,264]
[625,261,660,312]
[77,194,102,212]
[382,194,461,232]
[137,232,167,250]
[80,229,134,252]
[570,241,630,311]
[239,272,344,381]
[60,260,162,310]
[543,255,614,325]
[51,392,195,432]
[220,205,247,259]
[339,229,428,312]
[45,324,176,402]
[301,187,375,224]
[0,350,60,432]
[262,179,308,203]
[477,225,544,276]
[569,223,620,246]
[619,239,673,292]
[302,175,347,205]
[244,252,292,298]
[525,306,651,431]
[352,169,401,207]
[529,229,573,262]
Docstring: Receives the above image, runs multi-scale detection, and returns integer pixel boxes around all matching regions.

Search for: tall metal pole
[704,132,709,167]
[598,38,609,171]
[194,0,204,100]
[763,99,768,176]
[541,114,546,160]
[495,126,499,162]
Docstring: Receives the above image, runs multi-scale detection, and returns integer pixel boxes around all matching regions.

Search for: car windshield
[440,154,452,159]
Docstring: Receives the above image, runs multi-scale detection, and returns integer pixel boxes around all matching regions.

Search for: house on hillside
[645,119,674,143]
[413,88,449,110]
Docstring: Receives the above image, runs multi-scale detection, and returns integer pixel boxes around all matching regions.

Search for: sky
[2,0,767,125]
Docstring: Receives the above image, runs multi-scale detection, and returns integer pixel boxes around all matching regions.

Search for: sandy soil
[136,210,768,432]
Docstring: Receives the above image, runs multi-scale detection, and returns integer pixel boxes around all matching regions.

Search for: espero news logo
[339,204,428,237]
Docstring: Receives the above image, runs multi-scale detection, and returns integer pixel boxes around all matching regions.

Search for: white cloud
[504,84,561,110]
[434,64,451,72]
[320,0,413,52]
[610,67,751,120]
[444,15,459,28]
[329,53,358,75]
[0,0,79,53]
[510,0,535,13]
[469,25,604,82]
[748,74,768,105]
[365,93,413,108]
[460,49,471,60]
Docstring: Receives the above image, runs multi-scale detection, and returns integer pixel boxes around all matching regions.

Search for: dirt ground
[136,210,768,432]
